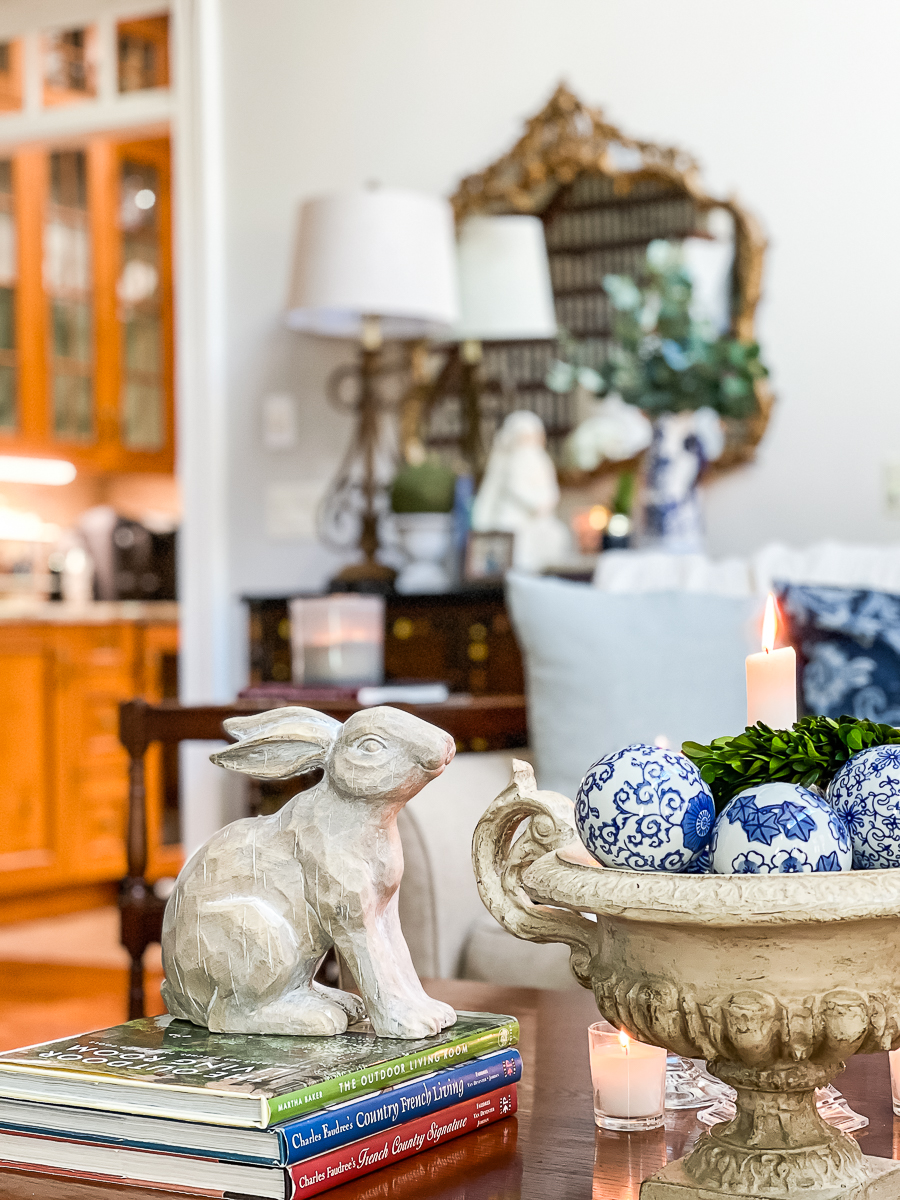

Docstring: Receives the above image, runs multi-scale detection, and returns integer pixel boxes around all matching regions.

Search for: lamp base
[329,560,397,594]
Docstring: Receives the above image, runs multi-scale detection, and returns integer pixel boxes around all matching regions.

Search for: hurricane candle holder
[289,594,384,687]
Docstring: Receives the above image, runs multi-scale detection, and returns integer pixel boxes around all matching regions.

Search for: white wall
[211,0,900,691]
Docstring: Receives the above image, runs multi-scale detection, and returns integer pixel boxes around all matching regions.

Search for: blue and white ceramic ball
[709,782,852,875]
[575,743,715,872]
[828,746,900,869]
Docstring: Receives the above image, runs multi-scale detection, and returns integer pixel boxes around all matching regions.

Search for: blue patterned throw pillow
[777,583,900,723]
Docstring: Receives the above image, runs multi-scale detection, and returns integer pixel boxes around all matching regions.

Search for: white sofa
[397,749,580,990]
[398,541,900,989]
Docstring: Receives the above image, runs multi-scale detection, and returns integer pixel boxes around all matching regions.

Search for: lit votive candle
[588,1024,667,1131]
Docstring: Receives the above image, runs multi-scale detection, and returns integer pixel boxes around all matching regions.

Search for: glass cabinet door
[0,133,172,468]
[45,148,93,440]
[118,158,163,451]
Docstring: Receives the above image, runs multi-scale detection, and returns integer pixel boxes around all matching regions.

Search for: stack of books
[0,1010,521,1197]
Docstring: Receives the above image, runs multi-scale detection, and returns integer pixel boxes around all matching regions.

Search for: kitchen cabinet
[0,132,173,473]
[0,608,179,923]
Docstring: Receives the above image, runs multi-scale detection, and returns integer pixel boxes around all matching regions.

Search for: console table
[245,587,525,697]
[0,980,893,1199]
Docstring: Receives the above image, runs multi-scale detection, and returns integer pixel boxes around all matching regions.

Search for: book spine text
[267,1020,519,1125]
[280,1049,522,1165]
[288,1084,517,1198]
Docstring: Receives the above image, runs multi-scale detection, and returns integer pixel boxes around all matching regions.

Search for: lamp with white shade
[286,186,458,586]
[454,214,557,343]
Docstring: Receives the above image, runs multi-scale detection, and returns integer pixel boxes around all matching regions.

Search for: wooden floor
[0,963,166,1051]
[0,907,166,1052]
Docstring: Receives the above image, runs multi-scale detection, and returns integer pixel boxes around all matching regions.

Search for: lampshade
[454,215,557,342]
[286,188,459,339]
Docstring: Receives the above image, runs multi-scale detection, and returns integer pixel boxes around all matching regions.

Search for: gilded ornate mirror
[420,85,771,477]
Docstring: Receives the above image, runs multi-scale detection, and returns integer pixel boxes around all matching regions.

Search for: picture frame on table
[464,531,515,583]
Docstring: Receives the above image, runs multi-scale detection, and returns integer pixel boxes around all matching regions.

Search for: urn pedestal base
[642,1060,900,1200]
[641,1155,900,1200]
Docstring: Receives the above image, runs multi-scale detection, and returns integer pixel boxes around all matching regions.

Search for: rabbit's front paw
[371,999,455,1039]
[423,997,456,1030]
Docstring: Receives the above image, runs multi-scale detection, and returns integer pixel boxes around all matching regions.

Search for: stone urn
[472,761,900,1200]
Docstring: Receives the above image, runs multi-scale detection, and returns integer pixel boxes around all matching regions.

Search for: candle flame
[761,593,778,655]
[618,1029,630,1053]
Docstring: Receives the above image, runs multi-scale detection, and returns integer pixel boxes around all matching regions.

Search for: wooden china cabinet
[0,24,178,919]
[0,131,174,473]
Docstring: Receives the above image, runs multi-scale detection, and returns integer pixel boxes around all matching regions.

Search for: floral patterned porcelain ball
[575,743,715,871]
[827,745,900,869]
[709,782,852,875]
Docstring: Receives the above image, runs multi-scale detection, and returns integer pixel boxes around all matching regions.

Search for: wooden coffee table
[0,979,894,1199]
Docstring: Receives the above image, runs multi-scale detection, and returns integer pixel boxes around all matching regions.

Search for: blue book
[0,1048,522,1167]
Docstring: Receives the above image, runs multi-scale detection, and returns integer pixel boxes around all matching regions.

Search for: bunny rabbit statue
[160,705,458,1039]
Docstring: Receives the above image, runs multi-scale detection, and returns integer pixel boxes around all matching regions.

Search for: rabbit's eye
[357,736,386,754]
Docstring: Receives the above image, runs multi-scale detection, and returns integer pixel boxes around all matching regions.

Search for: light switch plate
[885,461,900,517]
[261,392,298,450]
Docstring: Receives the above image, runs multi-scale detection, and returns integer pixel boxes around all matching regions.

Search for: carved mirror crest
[422,85,771,478]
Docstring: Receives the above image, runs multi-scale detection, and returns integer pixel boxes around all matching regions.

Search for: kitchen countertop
[0,599,179,623]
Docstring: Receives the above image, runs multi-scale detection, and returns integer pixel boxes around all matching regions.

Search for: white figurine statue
[471,410,571,571]
[161,705,458,1039]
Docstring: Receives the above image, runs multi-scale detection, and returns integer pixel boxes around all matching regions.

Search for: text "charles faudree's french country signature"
[293,1115,470,1188]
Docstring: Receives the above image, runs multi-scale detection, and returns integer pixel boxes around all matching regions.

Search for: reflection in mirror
[431,85,770,477]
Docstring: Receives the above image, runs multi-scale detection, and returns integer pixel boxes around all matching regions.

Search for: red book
[288,1084,517,1198]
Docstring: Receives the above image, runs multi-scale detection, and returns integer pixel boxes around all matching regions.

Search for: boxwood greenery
[682,715,900,815]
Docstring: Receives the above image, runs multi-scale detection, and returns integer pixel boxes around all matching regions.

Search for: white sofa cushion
[506,571,762,799]
[595,550,753,595]
[594,542,900,598]
[459,912,583,991]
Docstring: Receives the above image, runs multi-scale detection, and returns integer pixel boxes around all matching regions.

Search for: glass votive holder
[289,594,385,687]
[588,1023,667,1132]
[889,1048,900,1116]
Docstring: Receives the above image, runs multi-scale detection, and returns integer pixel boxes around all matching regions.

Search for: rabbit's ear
[210,706,341,779]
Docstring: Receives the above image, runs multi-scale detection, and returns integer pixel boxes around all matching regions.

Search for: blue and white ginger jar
[827,745,900,869]
[575,743,715,872]
[709,782,852,875]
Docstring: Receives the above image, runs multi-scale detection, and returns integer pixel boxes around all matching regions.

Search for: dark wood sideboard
[245,587,525,700]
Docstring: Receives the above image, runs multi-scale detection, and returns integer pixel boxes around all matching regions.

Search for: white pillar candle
[588,1026,666,1124]
[746,594,797,729]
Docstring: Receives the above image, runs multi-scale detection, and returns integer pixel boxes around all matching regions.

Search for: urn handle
[472,759,597,987]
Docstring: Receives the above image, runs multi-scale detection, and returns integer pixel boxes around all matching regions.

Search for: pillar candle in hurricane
[746,594,797,729]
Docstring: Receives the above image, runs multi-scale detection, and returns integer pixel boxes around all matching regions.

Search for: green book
[0,1013,519,1129]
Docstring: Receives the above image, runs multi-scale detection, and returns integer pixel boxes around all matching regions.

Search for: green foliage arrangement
[683,716,900,814]
[390,459,456,514]
[546,239,768,419]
